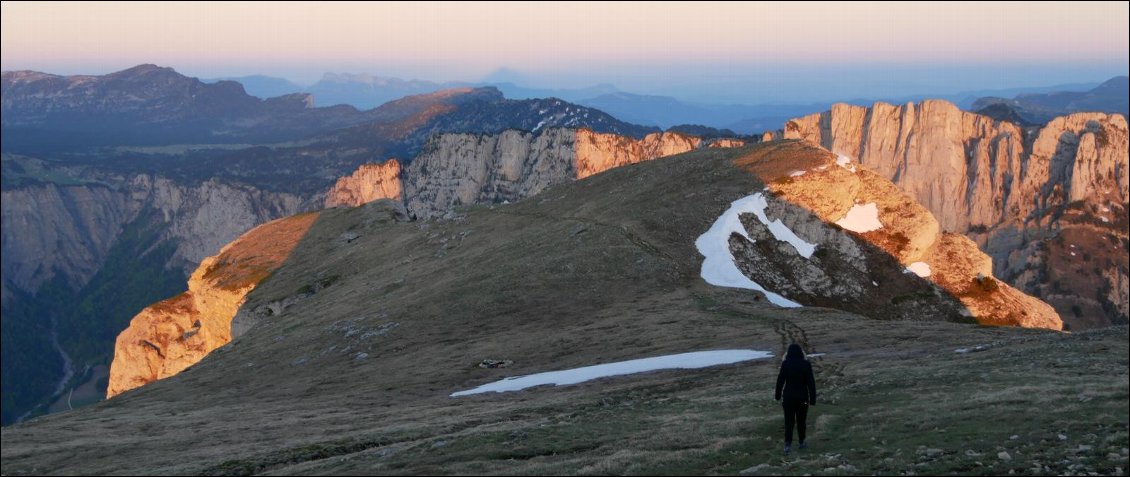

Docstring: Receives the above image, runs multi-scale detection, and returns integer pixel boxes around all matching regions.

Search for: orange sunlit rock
[106,212,320,398]
[325,159,403,208]
[574,130,702,179]
[737,141,1063,330]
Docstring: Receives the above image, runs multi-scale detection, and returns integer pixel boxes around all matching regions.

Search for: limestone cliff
[575,129,702,179]
[1,184,136,295]
[733,141,1061,329]
[2,176,310,298]
[324,160,403,208]
[106,212,319,398]
[784,101,1128,328]
[403,128,724,217]
[785,101,1127,231]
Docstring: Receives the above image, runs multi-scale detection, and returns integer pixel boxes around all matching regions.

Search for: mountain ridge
[971,75,1128,124]
[107,140,1060,397]
[1,65,658,154]
[6,142,1119,477]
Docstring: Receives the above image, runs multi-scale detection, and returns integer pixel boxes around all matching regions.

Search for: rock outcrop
[575,129,703,178]
[403,128,727,217]
[325,160,403,208]
[732,141,1062,329]
[784,101,1128,328]
[106,212,319,398]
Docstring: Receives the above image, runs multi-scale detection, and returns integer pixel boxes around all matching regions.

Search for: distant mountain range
[207,73,1121,134]
[971,76,1128,124]
[205,74,307,99]
[1,65,656,154]
[210,73,620,110]
[207,74,826,133]
[1,65,377,150]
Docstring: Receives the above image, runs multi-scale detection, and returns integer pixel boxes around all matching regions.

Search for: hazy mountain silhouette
[971,76,1128,124]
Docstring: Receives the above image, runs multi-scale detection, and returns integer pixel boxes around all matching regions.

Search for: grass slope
[2,143,1126,475]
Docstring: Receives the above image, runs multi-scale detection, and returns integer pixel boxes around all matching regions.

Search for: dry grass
[201,212,320,292]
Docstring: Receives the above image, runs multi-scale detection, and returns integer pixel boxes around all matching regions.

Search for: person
[775,343,816,455]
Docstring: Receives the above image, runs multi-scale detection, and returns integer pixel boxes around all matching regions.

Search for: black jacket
[775,358,816,404]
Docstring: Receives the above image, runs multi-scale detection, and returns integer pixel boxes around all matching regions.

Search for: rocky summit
[5,142,1122,476]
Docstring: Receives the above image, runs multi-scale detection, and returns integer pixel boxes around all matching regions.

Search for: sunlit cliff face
[325,160,403,208]
[400,128,744,218]
[573,130,708,179]
[106,212,320,398]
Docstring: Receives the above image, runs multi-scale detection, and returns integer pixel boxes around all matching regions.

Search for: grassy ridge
[3,144,1126,475]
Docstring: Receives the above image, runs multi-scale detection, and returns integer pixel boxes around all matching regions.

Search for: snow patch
[955,345,990,354]
[532,120,547,132]
[451,349,773,397]
[836,154,858,173]
[789,170,807,177]
[835,203,883,233]
[695,193,818,308]
[905,262,932,277]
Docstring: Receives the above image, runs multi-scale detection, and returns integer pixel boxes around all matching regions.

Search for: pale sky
[2,1,1127,102]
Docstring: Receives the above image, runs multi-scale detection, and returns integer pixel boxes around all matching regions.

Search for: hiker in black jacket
[775,343,816,455]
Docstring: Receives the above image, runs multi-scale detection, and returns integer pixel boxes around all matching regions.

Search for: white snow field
[835,202,883,233]
[452,349,774,397]
[695,193,817,307]
[906,261,933,277]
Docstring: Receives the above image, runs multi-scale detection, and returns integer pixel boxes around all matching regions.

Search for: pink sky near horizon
[2,1,1127,83]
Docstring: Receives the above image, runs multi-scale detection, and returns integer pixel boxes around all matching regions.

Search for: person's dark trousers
[782,399,809,445]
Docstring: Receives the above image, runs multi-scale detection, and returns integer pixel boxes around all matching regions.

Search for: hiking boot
[799,442,808,450]
[784,444,792,455]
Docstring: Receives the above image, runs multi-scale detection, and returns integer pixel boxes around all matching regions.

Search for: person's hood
[785,343,806,361]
